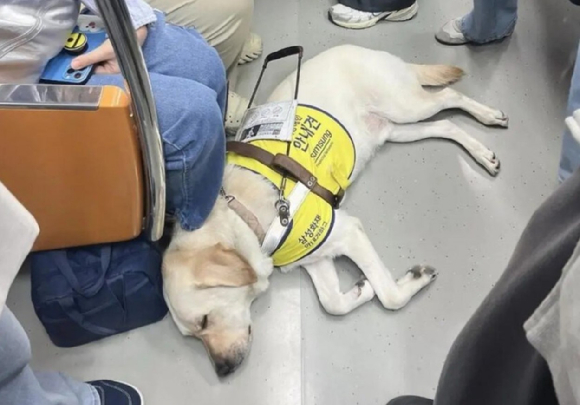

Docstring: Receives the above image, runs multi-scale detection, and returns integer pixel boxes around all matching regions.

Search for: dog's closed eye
[201,315,209,330]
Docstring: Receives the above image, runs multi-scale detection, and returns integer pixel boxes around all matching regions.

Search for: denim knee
[160,81,225,231]
[143,11,227,104]
[86,71,225,230]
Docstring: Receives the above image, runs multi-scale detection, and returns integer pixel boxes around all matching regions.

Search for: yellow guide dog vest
[227,104,356,267]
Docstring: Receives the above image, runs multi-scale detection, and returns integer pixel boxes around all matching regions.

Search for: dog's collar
[220,188,266,244]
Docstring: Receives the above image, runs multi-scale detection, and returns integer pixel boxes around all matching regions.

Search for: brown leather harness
[226,141,344,209]
[220,46,344,249]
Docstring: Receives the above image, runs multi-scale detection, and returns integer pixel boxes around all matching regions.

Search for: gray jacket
[0,0,78,83]
[0,0,155,83]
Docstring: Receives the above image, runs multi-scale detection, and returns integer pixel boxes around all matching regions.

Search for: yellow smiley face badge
[64,32,88,54]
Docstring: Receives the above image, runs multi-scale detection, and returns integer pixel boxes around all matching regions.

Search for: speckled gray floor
[7,0,580,404]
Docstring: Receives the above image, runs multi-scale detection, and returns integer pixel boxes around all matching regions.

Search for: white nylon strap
[261,182,310,257]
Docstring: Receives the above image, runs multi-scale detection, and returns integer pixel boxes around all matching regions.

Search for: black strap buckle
[275,198,291,226]
[334,189,345,208]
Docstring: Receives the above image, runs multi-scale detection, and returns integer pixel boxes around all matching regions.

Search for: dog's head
[163,241,268,376]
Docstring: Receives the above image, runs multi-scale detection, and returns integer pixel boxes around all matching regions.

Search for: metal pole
[95,0,165,241]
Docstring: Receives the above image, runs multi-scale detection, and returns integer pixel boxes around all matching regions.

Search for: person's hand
[71,26,148,74]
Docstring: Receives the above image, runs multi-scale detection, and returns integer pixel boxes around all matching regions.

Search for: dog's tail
[410,64,465,86]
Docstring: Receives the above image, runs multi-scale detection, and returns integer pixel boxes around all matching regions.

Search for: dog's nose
[215,359,237,377]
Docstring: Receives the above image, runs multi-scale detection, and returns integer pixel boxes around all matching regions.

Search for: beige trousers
[145,0,253,81]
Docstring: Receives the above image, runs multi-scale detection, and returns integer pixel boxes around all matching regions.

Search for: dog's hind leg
[304,259,375,315]
[375,87,508,128]
[388,120,501,176]
[335,214,437,311]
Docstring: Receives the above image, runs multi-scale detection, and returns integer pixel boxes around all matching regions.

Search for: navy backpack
[30,239,168,347]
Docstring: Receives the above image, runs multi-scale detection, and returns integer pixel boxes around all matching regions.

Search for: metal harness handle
[247,46,304,107]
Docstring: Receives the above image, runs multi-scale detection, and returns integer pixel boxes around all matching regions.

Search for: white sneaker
[435,18,468,45]
[237,33,263,66]
[225,91,252,136]
[328,2,418,30]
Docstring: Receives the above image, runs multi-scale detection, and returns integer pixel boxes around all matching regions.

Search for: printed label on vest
[236,101,297,143]
[296,214,329,250]
[292,109,331,165]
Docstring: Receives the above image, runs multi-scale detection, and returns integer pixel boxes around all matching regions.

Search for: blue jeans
[89,12,227,231]
[0,307,98,405]
[459,0,580,182]
[460,0,518,44]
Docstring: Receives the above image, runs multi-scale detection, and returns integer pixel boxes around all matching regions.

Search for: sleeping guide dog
[163,45,507,376]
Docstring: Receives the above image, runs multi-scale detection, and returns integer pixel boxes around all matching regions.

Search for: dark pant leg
[432,172,580,405]
[337,0,415,13]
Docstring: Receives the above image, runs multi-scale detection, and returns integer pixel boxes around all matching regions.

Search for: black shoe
[88,380,143,405]
[387,396,433,405]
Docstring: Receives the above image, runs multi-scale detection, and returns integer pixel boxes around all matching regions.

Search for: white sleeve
[0,182,39,316]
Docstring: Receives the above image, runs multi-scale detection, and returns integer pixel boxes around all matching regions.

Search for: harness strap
[220,189,266,243]
[227,141,344,208]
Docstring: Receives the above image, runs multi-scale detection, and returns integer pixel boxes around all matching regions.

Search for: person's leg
[337,0,415,13]
[89,11,226,229]
[144,0,256,77]
[151,74,225,230]
[386,148,580,405]
[139,8,251,134]
[436,0,518,45]
[0,306,98,405]
[0,306,145,405]
[328,0,418,30]
[139,11,227,109]
[89,71,225,231]
[559,41,580,182]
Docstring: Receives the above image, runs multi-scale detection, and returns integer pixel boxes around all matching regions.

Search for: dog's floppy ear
[193,243,258,289]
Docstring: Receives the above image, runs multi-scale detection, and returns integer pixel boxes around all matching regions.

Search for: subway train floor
[8,0,580,404]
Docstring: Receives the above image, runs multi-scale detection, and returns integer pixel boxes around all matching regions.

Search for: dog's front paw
[407,265,438,280]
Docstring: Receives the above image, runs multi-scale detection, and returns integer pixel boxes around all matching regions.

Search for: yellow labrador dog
[163,45,506,376]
